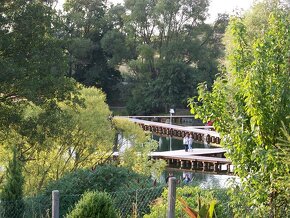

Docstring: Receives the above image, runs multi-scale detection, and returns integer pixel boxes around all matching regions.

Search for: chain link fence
[110,186,164,217]
[0,185,165,218]
[0,196,51,218]
[0,185,237,218]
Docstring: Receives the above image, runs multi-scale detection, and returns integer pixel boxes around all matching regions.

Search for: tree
[0,0,80,194]
[0,0,79,152]
[102,0,228,114]
[20,87,115,194]
[63,0,122,104]
[1,147,25,218]
[0,0,77,105]
[0,0,166,197]
[188,1,289,216]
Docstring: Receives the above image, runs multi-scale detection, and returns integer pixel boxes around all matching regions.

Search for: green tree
[20,87,115,194]
[189,1,289,216]
[102,0,228,114]
[0,0,80,194]
[63,0,122,104]
[1,147,25,218]
[0,0,77,105]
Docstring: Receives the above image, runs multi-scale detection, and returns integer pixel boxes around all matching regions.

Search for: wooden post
[214,163,218,172]
[180,160,184,168]
[227,164,230,173]
[52,190,60,218]
[191,161,196,170]
[203,162,206,171]
[167,177,176,218]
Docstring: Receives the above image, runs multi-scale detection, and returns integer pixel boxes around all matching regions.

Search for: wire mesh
[0,196,51,218]
[111,185,164,217]
[0,186,165,218]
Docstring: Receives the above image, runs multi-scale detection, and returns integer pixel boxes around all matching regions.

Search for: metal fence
[0,185,165,218]
[0,197,51,218]
[0,180,238,218]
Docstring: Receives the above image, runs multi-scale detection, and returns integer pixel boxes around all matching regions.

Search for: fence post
[52,190,60,218]
[167,177,176,218]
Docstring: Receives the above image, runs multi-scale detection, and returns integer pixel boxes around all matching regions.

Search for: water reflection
[162,170,235,189]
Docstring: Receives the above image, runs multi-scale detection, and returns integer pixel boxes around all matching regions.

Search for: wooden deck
[113,117,232,174]
[113,148,233,174]
[152,148,226,157]
[122,117,221,145]
[150,148,232,174]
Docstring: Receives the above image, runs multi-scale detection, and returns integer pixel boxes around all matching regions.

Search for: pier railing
[117,116,221,145]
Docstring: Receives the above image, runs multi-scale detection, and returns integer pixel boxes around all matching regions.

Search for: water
[152,135,235,188]
[161,170,236,189]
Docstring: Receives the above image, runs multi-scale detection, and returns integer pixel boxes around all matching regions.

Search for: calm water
[152,135,235,188]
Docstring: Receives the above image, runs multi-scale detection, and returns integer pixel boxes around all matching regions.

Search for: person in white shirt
[183,133,189,152]
[188,133,193,151]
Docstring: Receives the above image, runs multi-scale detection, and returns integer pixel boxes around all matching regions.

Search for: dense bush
[43,164,154,194]
[28,165,156,217]
[67,191,118,218]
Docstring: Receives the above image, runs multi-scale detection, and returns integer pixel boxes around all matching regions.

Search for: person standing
[188,134,193,151]
[183,133,189,152]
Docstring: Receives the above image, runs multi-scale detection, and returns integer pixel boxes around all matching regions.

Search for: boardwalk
[150,148,233,174]
[114,117,232,174]
[123,117,221,145]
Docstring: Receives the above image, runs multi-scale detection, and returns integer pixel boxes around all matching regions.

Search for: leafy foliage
[188,1,290,216]
[0,0,81,194]
[63,0,122,104]
[67,191,118,218]
[0,0,77,105]
[144,186,232,217]
[113,117,167,178]
[21,87,114,194]
[102,0,228,114]
[0,86,115,195]
[178,196,216,218]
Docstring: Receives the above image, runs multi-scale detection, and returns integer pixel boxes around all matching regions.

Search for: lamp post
[169,109,175,125]
[169,109,175,151]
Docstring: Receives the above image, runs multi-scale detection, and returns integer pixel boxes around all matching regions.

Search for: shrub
[67,191,118,218]
[43,164,153,194]
[29,165,155,217]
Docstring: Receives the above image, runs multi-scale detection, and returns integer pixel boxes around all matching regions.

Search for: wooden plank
[151,148,226,157]
[152,155,231,164]
[126,118,220,137]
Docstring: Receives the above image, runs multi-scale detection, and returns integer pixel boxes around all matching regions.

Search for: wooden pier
[114,117,232,174]
[123,117,221,145]
[150,148,233,174]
